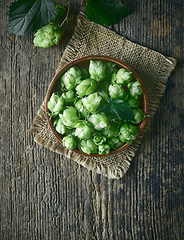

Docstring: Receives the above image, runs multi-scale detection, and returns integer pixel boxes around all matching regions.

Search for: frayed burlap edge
[29,13,177,179]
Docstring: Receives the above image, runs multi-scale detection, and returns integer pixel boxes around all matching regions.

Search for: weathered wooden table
[1,0,183,239]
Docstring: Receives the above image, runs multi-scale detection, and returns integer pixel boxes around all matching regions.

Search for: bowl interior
[45,55,148,157]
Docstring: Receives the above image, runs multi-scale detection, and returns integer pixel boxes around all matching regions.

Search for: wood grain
[0,0,183,239]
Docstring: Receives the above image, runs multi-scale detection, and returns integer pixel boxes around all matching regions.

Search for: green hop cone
[62,134,77,150]
[79,139,98,155]
[92,133,106,145]
[74,99,89,118]
[88,111,110,131]
[106,136,124,149]
[61,90,75,105]
[54,5,66,21]
[109,84,127,100]
[127,96,140,108]
[59,106,79,128]
[132,108,145,124]
[81,68,90,80]
[33,22,63,48]
[53,118,67,134]
[111,72,117,84]
[101,121,119,139]
[59,79,65,90]
[61,66,81,90]
[113,68,133,86]
[97,80,110,92]
[97,89,109,101]
[82,92,102,113]
[98,144,111,155]
[76,79,97,96]
[47,93,64,114]
[89,60,106,81]
[75,121,93,139]
[97,89,109,109]
[104,62,118,79]
[127,81,143,99]
[119,123,139,144]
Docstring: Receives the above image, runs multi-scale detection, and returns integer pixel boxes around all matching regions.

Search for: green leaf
[8,0,57,36]
[103,98,135,121]
[86,0,131,26]
[54,5,66,21]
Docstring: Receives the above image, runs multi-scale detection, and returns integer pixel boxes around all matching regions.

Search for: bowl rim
[45,55,148,157]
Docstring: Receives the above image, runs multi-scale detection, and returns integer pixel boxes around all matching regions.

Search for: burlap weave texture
[29,13,176,179]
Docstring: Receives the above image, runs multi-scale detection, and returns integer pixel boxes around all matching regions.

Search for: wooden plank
[0,0,183,239]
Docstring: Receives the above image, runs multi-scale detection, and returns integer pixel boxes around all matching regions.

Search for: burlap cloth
[29,13,176,179]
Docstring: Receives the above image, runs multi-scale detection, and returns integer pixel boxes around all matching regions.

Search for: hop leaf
[86,0,131,26]
[103,98,135,122]
[8,0,57,36]
[54,5,66,21]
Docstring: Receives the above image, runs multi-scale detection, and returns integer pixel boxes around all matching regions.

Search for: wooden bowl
[45,55,148,157]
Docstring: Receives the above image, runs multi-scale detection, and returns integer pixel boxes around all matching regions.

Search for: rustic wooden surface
[1,0,184,239]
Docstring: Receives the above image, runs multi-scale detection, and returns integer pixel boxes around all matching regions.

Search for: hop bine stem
[60,0,71,29]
